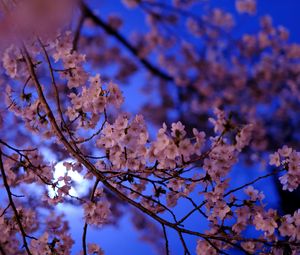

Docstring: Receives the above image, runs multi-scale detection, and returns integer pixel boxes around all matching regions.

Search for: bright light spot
[48,159,90,198]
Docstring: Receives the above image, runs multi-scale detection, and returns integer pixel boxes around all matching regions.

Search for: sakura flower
[87,243,104,255]
[165,141,179,160]
[272,148,300,191]
[196,240,217,255]
[254,209,278,236]
[107,82,124,108]
[178,138,194,160]
[241,241,256,253]
[235,124,253,151]
[244,186,265,201]
[236,0,256,15]
[171,121,186,139]
[2,45,18,78]
[30,232,51,255]
[212,200,231,220]
[166,192,179,208]
[53,31,73,61]
[278,145,293,157]
[167,178,185,192]
[193,128,206,153]
[122,0,139,8]
[209,108,227,134]
[83,199,111,227]
[269,152,281,167]
[279,215,296,237]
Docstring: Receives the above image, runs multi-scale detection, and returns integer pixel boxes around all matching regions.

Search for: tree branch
[79,1,174,82]
[0,150,32,255]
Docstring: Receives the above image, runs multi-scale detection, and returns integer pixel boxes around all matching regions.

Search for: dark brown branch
[75,110,107,144]
[79,1,174,82]
[73,14,85,52]
[0,204,10,217]
[178,232,190,255]
[162,224,170,255]
[0,150,32,255]
[0,139,37,153]
[38,38,64,122]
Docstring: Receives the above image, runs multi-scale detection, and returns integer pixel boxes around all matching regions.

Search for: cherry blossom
[0,1,300,254]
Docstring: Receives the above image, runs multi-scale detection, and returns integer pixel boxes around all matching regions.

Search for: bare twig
[82,179,100,255]
[162,224,170,255]
[79,1,173,82]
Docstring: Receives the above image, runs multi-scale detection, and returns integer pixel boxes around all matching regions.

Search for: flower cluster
[148,122,205,169]
[269,146,300,191]
[83,188,111,227]
[96,114,148,171]
[30,232,51,255]
[66,74,123,128]
[236,0,257,15]
[1,2,300,253]
[279,209,300,241]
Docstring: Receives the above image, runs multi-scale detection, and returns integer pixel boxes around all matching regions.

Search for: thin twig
[162,224,170,255]
[82,179,100,255]
[178,232,191,255]
[0,204,10,217]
